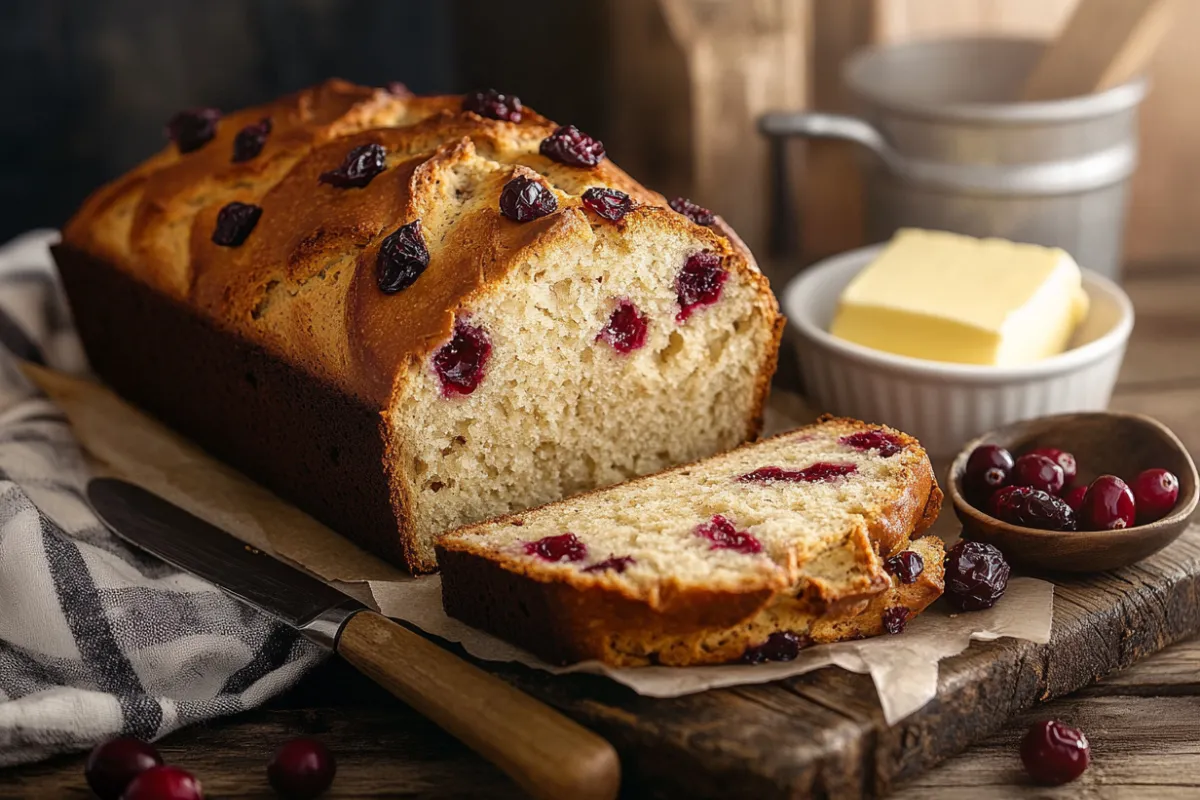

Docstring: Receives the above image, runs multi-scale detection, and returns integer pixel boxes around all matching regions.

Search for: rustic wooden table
[4,263,1199,798]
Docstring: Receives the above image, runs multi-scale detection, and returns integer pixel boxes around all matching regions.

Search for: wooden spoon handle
[336,610,620,800]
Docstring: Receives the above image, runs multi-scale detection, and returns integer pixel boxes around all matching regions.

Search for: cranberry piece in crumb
[267,738,337,800]
[581,187,632,221]
[840,430,905,458]
[499,176,558,222]
[432,322,491,396]
[377,220,430,294]
[1011,453,1066,495]
[121,765,203,800]
[1132,467,1180,524]
[539,125,606,167]
[597,300,649,353]
[675,252,727,322]
[883,606,910,634]
[211,202,262,247]
[525,533,588,563]
[85,737,163,800]
[319,143,387,188]
[231,117,272,163]
[583,555,636,574]
[944,540,1010,612]
[669,196,715,225]
[738,463,858,484]
[986,486,1077,531]
[695,514,761,554]
[884,550,925,584]
[1081,475,1137,530]
[1028,447,1078,486]
[166,108,220,154]
[741,631,810,664]
[462,89,523,122]
[1020,720,1090,785]
[963,444,1014,501]
[1063,485,1088,513]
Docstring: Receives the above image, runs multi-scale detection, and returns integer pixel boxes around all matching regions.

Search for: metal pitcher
[761,37,1148,278]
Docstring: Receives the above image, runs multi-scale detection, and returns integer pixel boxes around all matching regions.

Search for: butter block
[830,229,1090,366]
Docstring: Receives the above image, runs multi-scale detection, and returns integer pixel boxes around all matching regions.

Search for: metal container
[761,37,1148,278]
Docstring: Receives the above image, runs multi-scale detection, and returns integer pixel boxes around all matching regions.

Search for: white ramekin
[782,244,1135,458]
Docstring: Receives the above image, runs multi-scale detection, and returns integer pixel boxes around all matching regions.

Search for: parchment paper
[23,363,1054,724]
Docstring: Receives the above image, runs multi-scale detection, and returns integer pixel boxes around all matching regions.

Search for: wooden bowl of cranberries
[948,412,1198,572]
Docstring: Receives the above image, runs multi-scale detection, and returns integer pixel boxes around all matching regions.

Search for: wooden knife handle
[336,610,620,800]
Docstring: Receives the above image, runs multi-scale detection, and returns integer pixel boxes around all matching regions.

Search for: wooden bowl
[948,412,1198,572]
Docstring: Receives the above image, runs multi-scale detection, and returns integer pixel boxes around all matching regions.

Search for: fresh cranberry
[1011,454,1066,495]
[1063,485,1088,513]
[741,632,810,664]
[499,176,558,222]
[166,108,220,154]
[376,220,430,293]
[319,143,387,188]
[1020,720,1090,785]
[267,738,337,800]
[597,300,648,353]
[738,463,858,484]
[963,444,1014,501]
[884,550,925,584]
[695,515,761,554]
[524,533,587,563]
[840,430,905,458]
[1081,475,1136,530]
[581,187,632,221]
[539,125,606,167]
[986,485,1077,531]
[462,89,522,122]
[583,555,635,574]
[231,117,272,163]
[944,540,1011,611]
[432,322,491,396]
[1028,447,1078,486]
[674,252,727,322]
[121,765,203,800]
[85,737,163,800]
[883,606,910,634]
[211,202,262,247]
[669,196,715,225]
[1132,468,1180,524]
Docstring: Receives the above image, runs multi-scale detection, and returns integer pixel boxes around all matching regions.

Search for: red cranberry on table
[120,765,203,800]
[267,738,337,800]
[986,486,1077,531]
[1011,453,1066,496]
[1063,485,1088,514]
[1020,720,1090,785]
[963,444,1014,501]
[1081,475,1137,530]
[944,540,1011,611]
[1027,447,1078,486]
[1131,467,1180,524]
[85,737,164,800]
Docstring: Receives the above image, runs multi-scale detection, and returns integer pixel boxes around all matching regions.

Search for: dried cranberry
[499,176,558,222]
[320,143,387,188]
[986,485,1077,531]
[695,514,761,554]
[741,632,810,664]
[1028,447,1078,485]
[674,252,727,322]
[944,540,1010,611]
[376,220,430,294]
[1020,720,1090,785]
[1081,475,1136,530]
[166,107,220,154]
[1011,453,1066,495]
[669,196,715,225]
[539,125,606,167]
[231,117,272,163]
[597,300,648,353]
[462,89,522,122]
[583,555,636,574]
[1132,468,1180,524]
[882,606,910,634]
[121,765,203,800]
[964,444,1014,501]
[840,430,904,458]
[432,322,491,396]
[211,202,262,247]
[267,737,337,800]
[85,737,163,800]
[884,550,925,584]
[1063,485,1088,513]
[581,187,632,221]
[524,533,588,563]
[738,463,858,484]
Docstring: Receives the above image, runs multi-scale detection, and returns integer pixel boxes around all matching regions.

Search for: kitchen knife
[87,477,620,800]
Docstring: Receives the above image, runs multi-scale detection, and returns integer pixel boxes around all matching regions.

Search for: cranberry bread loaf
[56,80,782,572]
[437,417,945,666]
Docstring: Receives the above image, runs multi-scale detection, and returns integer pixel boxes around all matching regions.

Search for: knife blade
[86,477,620,800]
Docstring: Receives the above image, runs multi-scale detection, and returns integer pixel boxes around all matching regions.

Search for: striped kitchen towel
[0,230,326,767]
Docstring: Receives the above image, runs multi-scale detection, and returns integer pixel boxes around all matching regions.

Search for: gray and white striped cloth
[0,230,325,768]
